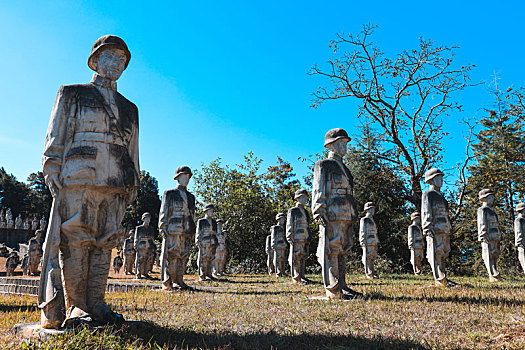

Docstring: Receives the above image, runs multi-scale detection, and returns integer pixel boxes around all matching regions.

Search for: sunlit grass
[2,274,525,349]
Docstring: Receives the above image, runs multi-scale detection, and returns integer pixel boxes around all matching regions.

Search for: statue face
[278,217,286,225]
[205,209,214,218]
[414,217,421,225]
[367,207,375,215]
[143,216,151,225]
[95,48,127,81]
[177,174,191,187]
[328,139,348,157]
[485,195,494,206]
[432,175,443,189]
[297,196,308,205]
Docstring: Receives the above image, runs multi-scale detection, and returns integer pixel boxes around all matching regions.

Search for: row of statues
[0,208,47,230]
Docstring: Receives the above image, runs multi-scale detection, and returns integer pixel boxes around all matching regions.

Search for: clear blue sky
[1,1,524,194]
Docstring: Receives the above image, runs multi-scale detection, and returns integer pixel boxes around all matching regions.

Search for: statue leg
[410,249,416,274]
[491,241,500,278]
[59,245,89,318]
[518,247,525,274]
[86,248,117,321]
[362,246,370,277]
[481,241,493,278]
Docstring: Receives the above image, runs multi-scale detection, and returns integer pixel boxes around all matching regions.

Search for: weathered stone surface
[408,211,424,275]
[359,202,378,279]
[39,35,139,329]
[515,203,525,274]
[213,220,228,277]
[270,213,287,277]
[477,189,501,281]
[134,212,156,279]
[312,128,360,299]
[265,234,275,275]
[196,204,218,281]
[422,168,453,286]
[286,189,310,284]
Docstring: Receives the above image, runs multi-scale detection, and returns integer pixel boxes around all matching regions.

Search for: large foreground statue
[359,202,379,279]
[286,188,311,284]
[39,35,139,329]
[134,212,156,279]
[159,166,196,290]
[515,203,525,274]
[312,128,360,299]
[407,212,424,275]
[422,168,453,286]
[477,189,501,281]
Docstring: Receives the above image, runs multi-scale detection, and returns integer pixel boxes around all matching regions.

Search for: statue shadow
[365,291,525,307]
[190,287,302,296]
[109,321,429,349]
[212,277,274,284]
[0,303,38,313]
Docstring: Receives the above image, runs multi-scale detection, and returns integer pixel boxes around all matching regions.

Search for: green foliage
[26,171,52,220]
[0,167,30,218]
[122,170,162,237]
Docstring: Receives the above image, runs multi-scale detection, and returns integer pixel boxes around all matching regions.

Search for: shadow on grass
[0,303,37,313]
[98,321,429,350]
[366,291,525,306]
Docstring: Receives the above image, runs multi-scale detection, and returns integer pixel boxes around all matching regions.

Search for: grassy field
[1,273,525,349]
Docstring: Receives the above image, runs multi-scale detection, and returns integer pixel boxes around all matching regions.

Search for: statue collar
[328,152,343,162]
[91,73,117,91]
[176,184,187,191]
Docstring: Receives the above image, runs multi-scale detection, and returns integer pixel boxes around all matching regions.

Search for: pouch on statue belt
[366,233,378,245]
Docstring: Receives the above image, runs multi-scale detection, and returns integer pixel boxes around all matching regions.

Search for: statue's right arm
[407,227,414,249]
[421,194,434,238]
[312,162,328,227]
[158,191,169,238]
[42,86,74,198]
[478,208,488,243]
[285,210,294,244]
[516,219,523,246]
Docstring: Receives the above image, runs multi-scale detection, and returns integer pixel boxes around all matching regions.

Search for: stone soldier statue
[0,211,5,228]
[359,202,379,279]
[514,203,525,274]
[23,218,31,230]
[21,254,30,276]
[196,204,219,281]
[408,211,424,275]
[123,230,136,275]
[113,253,123,274]
[6,209,14,228]
[159,166,196,290]
[28,231,44,275]
[271,213,287,277]
[422,168,453,286]
[15,214,23,229]
[32,217,40,231]
[265,233,275,275]
[40,216,47,231]
[477,189,501,282]
[39,35,139,329]
[5,251,20,276]
[134,212,156,279]
[312,128,360,299]
[213,219,228,277]
[286,188,311,284]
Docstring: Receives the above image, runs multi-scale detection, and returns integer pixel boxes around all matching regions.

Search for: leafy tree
[310,24,475,209]
[122,170,162,237]
[0,167,30,218]
[27,171,52,220]
[265,156,301,212]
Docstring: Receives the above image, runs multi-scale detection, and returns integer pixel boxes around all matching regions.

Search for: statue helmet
[88,35,131,71]
[141,212,151,220]
[174,165,193,180]
[516,203,525,212]
[324,128,351,147]
[478,189,494,201]
[204,203,216,211]
[410,211,420,220]
[363,202,375,211]
[424,168,444,184]
[294,188,309,200]
[276,212,286,221]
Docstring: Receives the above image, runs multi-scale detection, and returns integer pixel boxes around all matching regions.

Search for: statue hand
[317,215,328,227]
[47,173,62,198]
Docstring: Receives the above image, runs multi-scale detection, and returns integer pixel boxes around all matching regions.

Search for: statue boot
[60,246,90,328]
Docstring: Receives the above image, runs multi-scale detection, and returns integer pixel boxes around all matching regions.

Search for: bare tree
[310,24,475,208]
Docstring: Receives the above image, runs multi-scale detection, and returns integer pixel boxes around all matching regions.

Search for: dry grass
[1,273,525,349]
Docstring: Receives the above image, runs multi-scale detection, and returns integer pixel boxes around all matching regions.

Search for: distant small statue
[39,216,47,231]
[134,212,156,279]
[32,217,39,230]
[14,214,23,229]
[270,212,287,277]
[422,168,453,286]
[477,189,501,282]
[265,233,275,275]
[123,230,136,275]
[6,208,14,229]
[23,218,31,230]
[0,214,5,228]
[159,166,196,290]
[286,189,311,284]
[113,253,123,274]
[27,230,44,275]
[5,251,20,276]
[196,204,219,281]
[359,202,379,279]
[408,211,424,275]
[514,203,525,274]
[21,253,30,276]
[213,219,228,277]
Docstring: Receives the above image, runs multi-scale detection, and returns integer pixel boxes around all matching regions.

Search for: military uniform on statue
[134,212,156,279]
[39,35,139,329]
[159,166,196,290]
[286,188,311,284]
[312,128,361,299]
